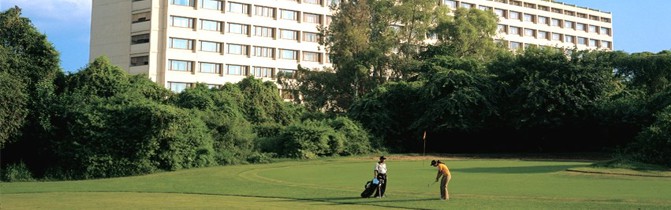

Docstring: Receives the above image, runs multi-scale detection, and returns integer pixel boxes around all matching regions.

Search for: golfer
[431,160,451,200]
[373,156,387,198]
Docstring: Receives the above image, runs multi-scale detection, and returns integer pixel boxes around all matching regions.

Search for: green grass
[2,156,671,209]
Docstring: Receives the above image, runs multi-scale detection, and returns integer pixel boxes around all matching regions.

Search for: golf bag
[360,178,380,198]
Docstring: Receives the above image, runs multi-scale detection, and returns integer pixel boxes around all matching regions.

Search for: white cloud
[2,0,92,24]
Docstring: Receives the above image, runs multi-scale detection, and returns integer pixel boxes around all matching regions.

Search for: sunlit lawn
[2,156,670,209]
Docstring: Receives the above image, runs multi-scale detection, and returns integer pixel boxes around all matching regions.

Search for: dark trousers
[373,173,387,197]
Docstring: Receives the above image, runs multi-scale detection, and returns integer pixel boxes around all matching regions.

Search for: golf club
[427,181,437,187]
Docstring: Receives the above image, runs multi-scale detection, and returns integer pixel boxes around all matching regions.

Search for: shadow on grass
[183,192,439,210]
[455,164,585,174]
[285,196,438,210]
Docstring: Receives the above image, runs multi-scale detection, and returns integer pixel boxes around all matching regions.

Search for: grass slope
[2,156,670,209]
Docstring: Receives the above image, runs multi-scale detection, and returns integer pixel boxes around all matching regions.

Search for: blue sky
[1,0,670,73]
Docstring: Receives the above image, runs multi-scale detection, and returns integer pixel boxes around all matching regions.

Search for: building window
[226,65,247,76]
[170,16,194,28]
[576,23,586,32]
[130,56,149,66]
[200,19,222,31]
[460,2,473,9]
[303,32,320,42]
[254,26,275,38]
[255,6,275,18]
[227,2,250,14]
[564,20,574,29]
[169,82,189,93]
[169,60,193,71]
[280,9,298,21]
[280,29,299,40]
[509,26,520,36]
[278,69,296,78]
[478,5,491,11]
[602,41,611,49]
[551,18,560,27]
[303,13,321,24]
[538,16,548,25]
[199,62,222,74]
[200,41,221,52]
[523,14,534,22]
[303,51,320,62]
[169,38,193,50]
[564,35,575,43]
[589,39,598,47]
[227,44,248,55]
[279,49,298,60]
[538,31,548,40]
[253,46,275,58]
[510,42,521,50]
[577,37,587,45]
[494,9,506,18]
[252,67,274,78]
[304,0,321,5]
[200,0,222,10]
[227,23,249,35]
[444,0,457,9]
[131,34,150,44]
[509,11,520,20]
[132,12,151,23]
[552,33,562,41]
[524,29,535,37]
[171,0,194,6]
[588,25,597,33]
[497,24,507,33]
[601,27,611,35]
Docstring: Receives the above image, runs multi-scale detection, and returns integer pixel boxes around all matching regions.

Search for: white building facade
[90,0,613,93]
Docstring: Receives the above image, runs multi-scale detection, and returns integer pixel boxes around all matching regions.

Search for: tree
[614,51,671,95]
[319,0,396,111]
[0,71,27,147]
[431,7,501,61]
[0,6,62,173]
[488,48,618,151]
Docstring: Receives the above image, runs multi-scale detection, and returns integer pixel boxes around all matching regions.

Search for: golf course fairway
[2,156,670,209]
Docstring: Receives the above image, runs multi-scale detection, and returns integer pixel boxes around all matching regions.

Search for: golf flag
[422,131,426,141]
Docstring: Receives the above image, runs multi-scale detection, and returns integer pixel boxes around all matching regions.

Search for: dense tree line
[301,3,671,165]
[0,7,373,181]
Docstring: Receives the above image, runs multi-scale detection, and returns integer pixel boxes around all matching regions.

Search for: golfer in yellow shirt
[431,160,451,200]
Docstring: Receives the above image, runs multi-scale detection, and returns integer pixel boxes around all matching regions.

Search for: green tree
[614,51,671,95]
[0,71,27,147]
[489,48,618,150]
[431,7,501,60]
[0,6,63,174]
[627,105,671,167]
[319,0,396,111]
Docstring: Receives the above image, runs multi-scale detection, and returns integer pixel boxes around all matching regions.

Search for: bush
[279,120,341,159]
[628,105,671,167]
[326,116,373,155]
[1,162,33,182]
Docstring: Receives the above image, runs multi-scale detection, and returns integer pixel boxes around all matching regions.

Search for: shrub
[628,105,671,167]
[1,162,33,182]
[326,116,373,155]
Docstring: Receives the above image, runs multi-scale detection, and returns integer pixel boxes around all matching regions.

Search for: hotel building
[90,0,613,93]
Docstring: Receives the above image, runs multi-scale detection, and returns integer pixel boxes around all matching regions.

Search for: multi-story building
[90,0,613,93]
[448,0,613,51]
